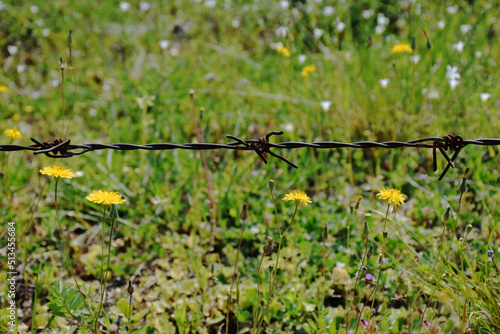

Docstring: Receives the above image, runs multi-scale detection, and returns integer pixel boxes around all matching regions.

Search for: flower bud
[263,236,274,255]
[367,246,373,259]
[442,207,451,223]
[240,203,248,221]
[465,224,473,235]
[363,221,370,237]
[458,168,469,195]
[355,196,362,210]
[269,180,275,194]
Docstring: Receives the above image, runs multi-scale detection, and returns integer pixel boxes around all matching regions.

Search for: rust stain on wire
[1,132,499,180]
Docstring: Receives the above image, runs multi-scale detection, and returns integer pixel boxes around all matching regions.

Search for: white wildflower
[362,9,373,19]
[314,28,324,38]
[336,22,346,32]
[410,55,421,64]
[460,25,472,34]
[159,40,170,49]
[323,6,335,16]
[120,2,130,11]
[7,45,18,55]
[140,1,150,11]
[279,0,288,9]
[320,101,332,112]
[452,41,465,53]
[480,93,491,102]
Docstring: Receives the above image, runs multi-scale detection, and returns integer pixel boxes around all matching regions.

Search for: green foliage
[47,280,87,319]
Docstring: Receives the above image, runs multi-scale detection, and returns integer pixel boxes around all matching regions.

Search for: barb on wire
[1,131,499,180]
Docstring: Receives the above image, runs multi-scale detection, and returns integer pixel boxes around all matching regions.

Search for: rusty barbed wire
[1,131,499,180]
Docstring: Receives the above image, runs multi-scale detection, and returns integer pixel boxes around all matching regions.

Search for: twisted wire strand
[1,133,499,179]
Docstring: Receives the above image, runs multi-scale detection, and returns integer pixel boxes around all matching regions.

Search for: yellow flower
[86,190,125,205]
[391,43,413,54]
[276,46,291,58]
[39,165,77,179]
[283,190,312,206]
[301,65,316,77]
[4,128,22,140]
[377,188,405,206]
[0,85,9,93]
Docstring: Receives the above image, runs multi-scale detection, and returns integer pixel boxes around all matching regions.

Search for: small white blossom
[447,5,458,15]
[375,25,385,34]
[282,123,294,132]
[42,28,50,37]
[30,5,38,13]
[159,40,170,49]
[437,20,445,29]
[205,0,216,8]
[448,78,459,89]
[460,25,472,34]
[232,19,240,28]
[0,1,5,10]
[320,100,332,112]
[446,65,460,81]
[140,1,150,11]
[298,54,306,64]
[379,79,389,88]
[7,45,18,55]
[336,21,346,32]
[452,41,465,53]
[275,26,288,38]
[362,9,373,19]
[314,28,324,38]
[17,64,26,73]
[279,0,289,9]
[475,51,482,58]
[428,89,439,100]
[377,13,389,26]
[120,2,130,11]
[410,55,421,64]
[480,93,491,102]
[323,6,335,16]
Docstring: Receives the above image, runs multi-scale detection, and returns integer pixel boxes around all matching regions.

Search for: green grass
[1,0,500,333]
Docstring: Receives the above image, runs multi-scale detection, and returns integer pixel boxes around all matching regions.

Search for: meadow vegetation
[1,0,499,333]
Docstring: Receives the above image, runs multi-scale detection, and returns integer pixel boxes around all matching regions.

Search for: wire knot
[31,138,73,158]
[226,130,298,169]
[433,134,467,180]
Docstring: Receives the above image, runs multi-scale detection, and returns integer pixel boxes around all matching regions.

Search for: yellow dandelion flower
[391,43,413,54]
[276,46,291,58]
[86,190,125,205]
[0,85,9,93]
[39,165,76,179]
[301,65,316,77]
[283,190,312,206]
[4,128,22,140]
[377,187,405,206]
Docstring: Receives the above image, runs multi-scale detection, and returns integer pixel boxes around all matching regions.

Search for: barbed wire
[1,132,499,180]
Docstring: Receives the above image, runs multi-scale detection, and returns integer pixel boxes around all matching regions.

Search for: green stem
[253,252,266,334]
[226,217,246,333]
[54,179,95,324]
[355,204,390,334]
[257,203,298,331]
